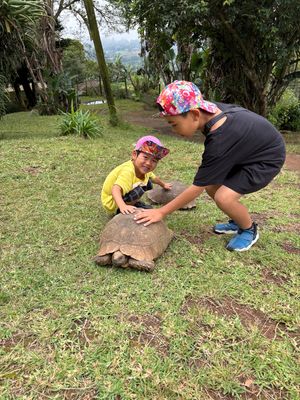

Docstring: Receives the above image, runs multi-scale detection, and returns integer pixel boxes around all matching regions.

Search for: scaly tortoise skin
[147,180,197,209]
[94,213,173,272]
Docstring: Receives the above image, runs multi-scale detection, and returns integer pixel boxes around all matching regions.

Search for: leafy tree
[113,0,198,83]
[269,89,300,131]
[84,59,100,79]
[53,0,120,121]
[111,0,300,115]
[113,55,129,97]
[201,0,300,115]
[62,39,87,83]
[62,39,105,97]
[54,0,125,32]
[84,59,103,96]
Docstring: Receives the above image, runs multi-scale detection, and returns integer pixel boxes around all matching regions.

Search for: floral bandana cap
[157,80,217,116]
[135,135,170,160]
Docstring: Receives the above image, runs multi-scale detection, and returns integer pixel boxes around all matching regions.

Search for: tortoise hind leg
[93,254,112,266]
[128,258,155,272]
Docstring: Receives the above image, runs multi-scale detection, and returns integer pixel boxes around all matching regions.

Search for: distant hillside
[84,38,142,67]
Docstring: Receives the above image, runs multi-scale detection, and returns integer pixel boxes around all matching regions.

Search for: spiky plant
[0,0,46,105]
[59,103,103,139]
[0,0,44,29]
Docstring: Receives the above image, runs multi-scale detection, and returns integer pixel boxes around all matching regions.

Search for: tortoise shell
[147,180,197,209]
[98,213,173,261]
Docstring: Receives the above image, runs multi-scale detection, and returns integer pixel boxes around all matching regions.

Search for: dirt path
[124,108,300,173]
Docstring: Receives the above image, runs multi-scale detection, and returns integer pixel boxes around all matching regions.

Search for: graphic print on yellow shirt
[101,160,155,214]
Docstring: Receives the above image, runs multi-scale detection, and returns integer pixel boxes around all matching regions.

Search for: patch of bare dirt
[19,386,99,400]
[8,384,91,400]
[60,388,98,400]
[287,213,300,219]
[205,386,288,400]
[70,317,96,345]
[39,386,98,400]
[181,296,300,342]
[188,357,208,369]
[22,166,43,175]
[180,228,214,246]
[271,181,300,190]
[271,222,300,233]
[250,213,270,225]
[0,332,39,350]
[261,270,289,286]
[124,313,169,356]
[284,153,300,172]
[280,242,300,255]
[124,108,205,144]
[204,389,235,399]
[216,212,275,228]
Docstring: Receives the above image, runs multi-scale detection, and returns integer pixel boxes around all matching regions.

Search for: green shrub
[112,87,128,99]
[269,89,300,131]
[37,101,58,116]
[59,107,103,139]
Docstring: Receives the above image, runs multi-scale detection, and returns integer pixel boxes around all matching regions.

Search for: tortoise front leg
[128,258,155,272]
[93,254,112,266]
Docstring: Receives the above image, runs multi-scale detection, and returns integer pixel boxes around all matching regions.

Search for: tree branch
[54,0,80,20]
[283,70,300,83]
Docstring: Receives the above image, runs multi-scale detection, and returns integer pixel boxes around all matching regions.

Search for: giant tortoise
[147,180,197,209]
[94,213,173,272]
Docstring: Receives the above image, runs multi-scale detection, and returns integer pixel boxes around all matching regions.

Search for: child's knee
[214,190,232,207]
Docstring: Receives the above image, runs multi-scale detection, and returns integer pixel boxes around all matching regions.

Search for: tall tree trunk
[124,76,128,98]
[13,82,26,109]
[176,39,193,81]
[83,0,118,125]
[21,79,36,108]
[99,75,103,97]
[42,1,62,74]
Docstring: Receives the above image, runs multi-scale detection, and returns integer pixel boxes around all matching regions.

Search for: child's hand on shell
[163,182,172,190]
[120,204,136,214]
[134,208,164,226]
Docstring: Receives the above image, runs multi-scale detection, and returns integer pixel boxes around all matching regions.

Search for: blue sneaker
[226,223,259,252]
[213,220,239,234]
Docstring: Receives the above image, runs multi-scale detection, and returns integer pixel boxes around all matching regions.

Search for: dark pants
[116,179,153,214]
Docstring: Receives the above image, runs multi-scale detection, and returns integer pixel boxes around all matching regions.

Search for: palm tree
[0,0,47,110]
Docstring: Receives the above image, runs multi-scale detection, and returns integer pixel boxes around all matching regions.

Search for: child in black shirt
[134,80,286,252]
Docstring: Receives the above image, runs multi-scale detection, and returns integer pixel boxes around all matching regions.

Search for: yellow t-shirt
[101,160,156,214]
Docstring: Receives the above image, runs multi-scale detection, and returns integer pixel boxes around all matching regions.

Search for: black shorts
[223,160,285,195]
[193,103,286,193]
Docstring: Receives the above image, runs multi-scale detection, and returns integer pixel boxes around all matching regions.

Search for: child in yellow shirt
[101,135,171,215]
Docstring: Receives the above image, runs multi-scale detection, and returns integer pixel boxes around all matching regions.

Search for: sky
[60,11,139,43]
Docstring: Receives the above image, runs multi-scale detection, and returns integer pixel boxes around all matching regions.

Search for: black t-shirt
[193,103,286,187]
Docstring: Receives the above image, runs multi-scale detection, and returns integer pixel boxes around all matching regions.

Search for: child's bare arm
[112,185,136,214]
[135,185,204,225]
[151,176,172,190]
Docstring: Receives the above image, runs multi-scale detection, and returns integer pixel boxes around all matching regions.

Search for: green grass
[0,101,300,399]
